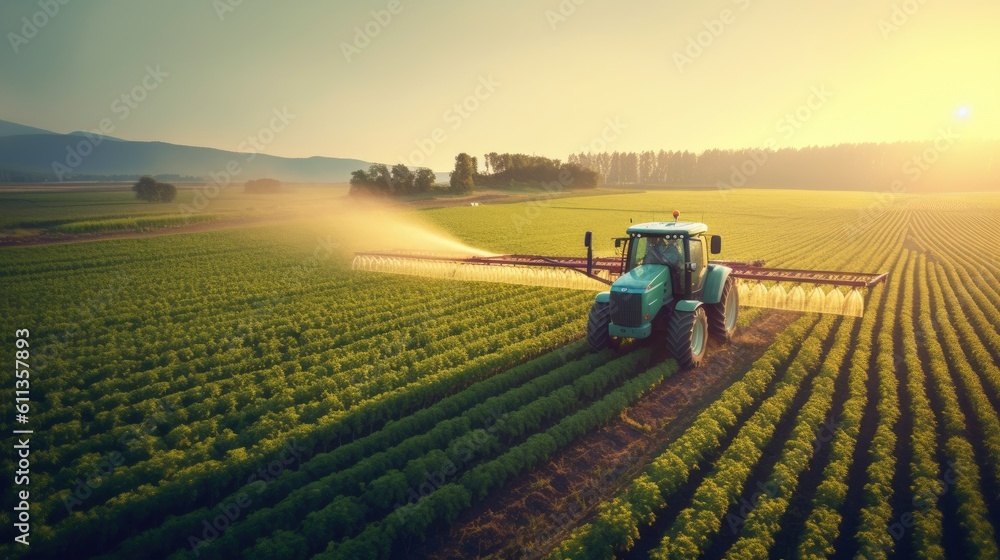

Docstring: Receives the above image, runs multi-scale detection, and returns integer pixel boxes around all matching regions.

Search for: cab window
[628,236,647,270]
[689,237,707,290]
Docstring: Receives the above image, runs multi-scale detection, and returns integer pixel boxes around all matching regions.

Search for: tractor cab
[615,220,722,300]
[592,215,735,368]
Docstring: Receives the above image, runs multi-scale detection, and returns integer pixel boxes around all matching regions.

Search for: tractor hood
[611,264,670,295]
[605,264,672,338]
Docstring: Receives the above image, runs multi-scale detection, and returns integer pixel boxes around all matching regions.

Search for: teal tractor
[586,211,737,368]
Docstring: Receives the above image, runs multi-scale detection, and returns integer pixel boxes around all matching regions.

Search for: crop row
[91,346,612,558]
[239,350,658,559]
[27,315,589,557]
[39,290,583,489]
[648,314,843,559]
[547,313,827,559]
[846,250,906,560]
[717,310,859,559]
[896,251,945,559]
[312,356,679,560]
[219,349,640,558]
[915,255,997,560]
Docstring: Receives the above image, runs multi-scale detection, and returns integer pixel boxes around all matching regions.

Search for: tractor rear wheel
[587,301,618,352]
[666,305,708,368]
[707,277,739,342]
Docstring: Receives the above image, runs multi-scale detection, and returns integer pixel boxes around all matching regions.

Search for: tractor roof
[626,221,708,236]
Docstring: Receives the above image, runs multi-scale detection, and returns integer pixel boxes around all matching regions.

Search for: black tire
[587,301,618,352]
[707,277,739,342]
[666,305,709,368]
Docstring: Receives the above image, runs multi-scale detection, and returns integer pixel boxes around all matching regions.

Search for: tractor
[586,212,735,368]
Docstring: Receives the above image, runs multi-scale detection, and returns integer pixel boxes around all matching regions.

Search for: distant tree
[245,178,282,193]
[349,170,372,196]
[414,168,435,192]
[349,164,393,196]
[449,153,475,194]
[560,163,602,188]
[368,164,392,193]
[132,175,177,202]
[390,164,415,194]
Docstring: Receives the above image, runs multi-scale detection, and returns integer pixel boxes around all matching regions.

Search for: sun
[956,106,971,119]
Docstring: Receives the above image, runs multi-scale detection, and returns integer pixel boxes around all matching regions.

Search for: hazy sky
[2,0,997,170]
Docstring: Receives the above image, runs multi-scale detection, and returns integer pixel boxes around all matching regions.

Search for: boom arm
[351,251,888,290]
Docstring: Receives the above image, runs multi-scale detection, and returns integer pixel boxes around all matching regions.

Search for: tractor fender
[595,291,611,304]
[674,299,703,313]
[702,265,732,305]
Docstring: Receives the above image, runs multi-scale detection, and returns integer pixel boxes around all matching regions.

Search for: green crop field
[2,188,999,560]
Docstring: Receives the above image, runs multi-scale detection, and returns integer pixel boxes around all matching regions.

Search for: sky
[1,0,998,170]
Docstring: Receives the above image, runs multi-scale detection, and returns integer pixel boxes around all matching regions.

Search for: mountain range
[0,119,372,183]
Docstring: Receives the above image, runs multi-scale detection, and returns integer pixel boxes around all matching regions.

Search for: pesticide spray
[335,200,608,291]
[351,253,611,291]
[735,279,865,317]
[327,199,492,258]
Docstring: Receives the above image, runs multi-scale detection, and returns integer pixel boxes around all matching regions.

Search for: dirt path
[408,311,798,560]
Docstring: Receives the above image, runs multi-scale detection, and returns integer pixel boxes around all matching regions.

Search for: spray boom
[351,249,887,317]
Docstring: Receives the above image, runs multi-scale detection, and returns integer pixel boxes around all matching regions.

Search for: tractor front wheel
[707,277,739,342]
[587,301,619,352]
[666,306,708,368]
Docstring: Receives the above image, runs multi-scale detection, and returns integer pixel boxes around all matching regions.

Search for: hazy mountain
[0,120,57,138]
[0,119,372,183]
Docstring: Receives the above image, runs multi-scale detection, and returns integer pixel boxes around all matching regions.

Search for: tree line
[478,152,601,189]
[571,140,1000,191]
[349,164,437,196]
[349,151,602,198]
